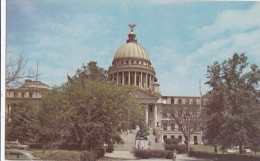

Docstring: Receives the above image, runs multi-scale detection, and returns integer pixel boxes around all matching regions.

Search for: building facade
[5,79,51,118]
[108,25,204,145]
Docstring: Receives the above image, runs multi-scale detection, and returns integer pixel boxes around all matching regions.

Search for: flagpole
[199,79,203,144]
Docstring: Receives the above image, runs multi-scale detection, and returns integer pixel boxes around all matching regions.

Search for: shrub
[106,143,114,153]
[28,143,43,149]
[51,151,81,161]
[91,149,105,158]
[216,154,260,161]
[59,143,79,150]
[50,150,104,161]
[134,149,172,159]
[189,151,260,161]
[164,138,181,145]
[165,144,191,154]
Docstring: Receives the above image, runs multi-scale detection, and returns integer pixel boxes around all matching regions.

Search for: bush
[50,150,104,161]
[81,151,96,161]
[106,143,114,153]
[164,138,181,145]
[165,144,191,154]
[189,151,260,161]
[91,149,105,158]
[51,151,81,161]
[189,151,217,159]
[28,143,43,149]
[59,143,79,150]
[134,149,172,159]
[216,154,260,161]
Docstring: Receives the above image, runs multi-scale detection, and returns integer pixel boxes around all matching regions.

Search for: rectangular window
[14,92,18,97]
[171,123,175,131]
[178,99,182,104]
[21,92,25,97]
[163,123,167,131]
[29,92,33,97]
[171,135,175,139]
[163,135,167,141]
[171,98,174,104]
[192,99,197,104]
[178,135,182,142]
[185,99,190,104]
[194,136,198,142]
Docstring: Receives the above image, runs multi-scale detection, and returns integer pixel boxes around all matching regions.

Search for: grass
[32,149,76,160]
[190,145,221,154]
[190,145,260,155]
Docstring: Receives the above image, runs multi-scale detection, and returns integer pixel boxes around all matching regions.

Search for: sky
[5,0,260,96]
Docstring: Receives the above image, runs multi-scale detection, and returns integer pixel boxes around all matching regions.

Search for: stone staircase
[114,128,164,151]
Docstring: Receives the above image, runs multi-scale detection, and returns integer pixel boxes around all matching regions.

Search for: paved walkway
[98,151,212,161]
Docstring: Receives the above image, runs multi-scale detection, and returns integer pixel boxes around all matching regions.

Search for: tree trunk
[239,143,243,154]
[214,144,218,153]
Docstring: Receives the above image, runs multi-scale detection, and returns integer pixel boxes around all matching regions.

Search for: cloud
[196,3,260,39]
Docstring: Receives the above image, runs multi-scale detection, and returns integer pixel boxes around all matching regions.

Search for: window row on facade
[6,91,40,98]
[163,135,199,143]
[112,60,151,67]
[160,97,205,105]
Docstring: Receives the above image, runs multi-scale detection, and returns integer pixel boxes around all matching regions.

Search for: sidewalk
[97,151,212,161]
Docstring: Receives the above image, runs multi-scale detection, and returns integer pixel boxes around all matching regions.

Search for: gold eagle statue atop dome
[128,24,136,32]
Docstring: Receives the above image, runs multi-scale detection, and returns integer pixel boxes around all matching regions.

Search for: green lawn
[32,149,75,160]
[190,145,260,155]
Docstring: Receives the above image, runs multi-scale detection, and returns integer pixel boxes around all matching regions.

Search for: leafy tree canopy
[40,61,146,150]
[205,53,260,154]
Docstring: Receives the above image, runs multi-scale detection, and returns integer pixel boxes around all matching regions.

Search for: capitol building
[108,25,204,148]
[6,24,204,149]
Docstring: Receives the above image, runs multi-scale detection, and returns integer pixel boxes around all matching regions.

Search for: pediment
[136,89,160,104]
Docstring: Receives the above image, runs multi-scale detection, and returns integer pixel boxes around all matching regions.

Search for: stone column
[134,72,136,86]
[145,105,149,125]
[116,72,119,84]
[154,104,158,128]
[122,72,125,85]
[149,74,152,89]
[112,73,114,82]
[128,71,130,85]
[140,72,143,88]
[146,73,148,89]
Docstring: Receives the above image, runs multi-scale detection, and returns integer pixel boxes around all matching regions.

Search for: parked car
[226,146,252,154]
[5,149,42,161]
[6,141,30,151]
[243,148,252,154]
[226,147,239,153]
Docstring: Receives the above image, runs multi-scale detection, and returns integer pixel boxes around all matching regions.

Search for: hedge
[216,154,260,161]
[189,151,260,161]
[50,149,105,161]
[134,149,172,159]
[164,138,181,145]
[164,144,192,154]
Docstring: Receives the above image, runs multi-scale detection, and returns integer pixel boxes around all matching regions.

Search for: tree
[6,52,36,88]
[205,53,260,154]
[38,86,70,153]
[167,106,204,145]
[6,101,40,144]
[40,61,146,150]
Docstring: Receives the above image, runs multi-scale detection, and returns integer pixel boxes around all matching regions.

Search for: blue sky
[6,0,260,96]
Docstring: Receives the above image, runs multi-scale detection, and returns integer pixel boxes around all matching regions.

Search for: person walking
[172,150,177,161]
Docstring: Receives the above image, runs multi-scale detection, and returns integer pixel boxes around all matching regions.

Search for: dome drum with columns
[108,24,156,90]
